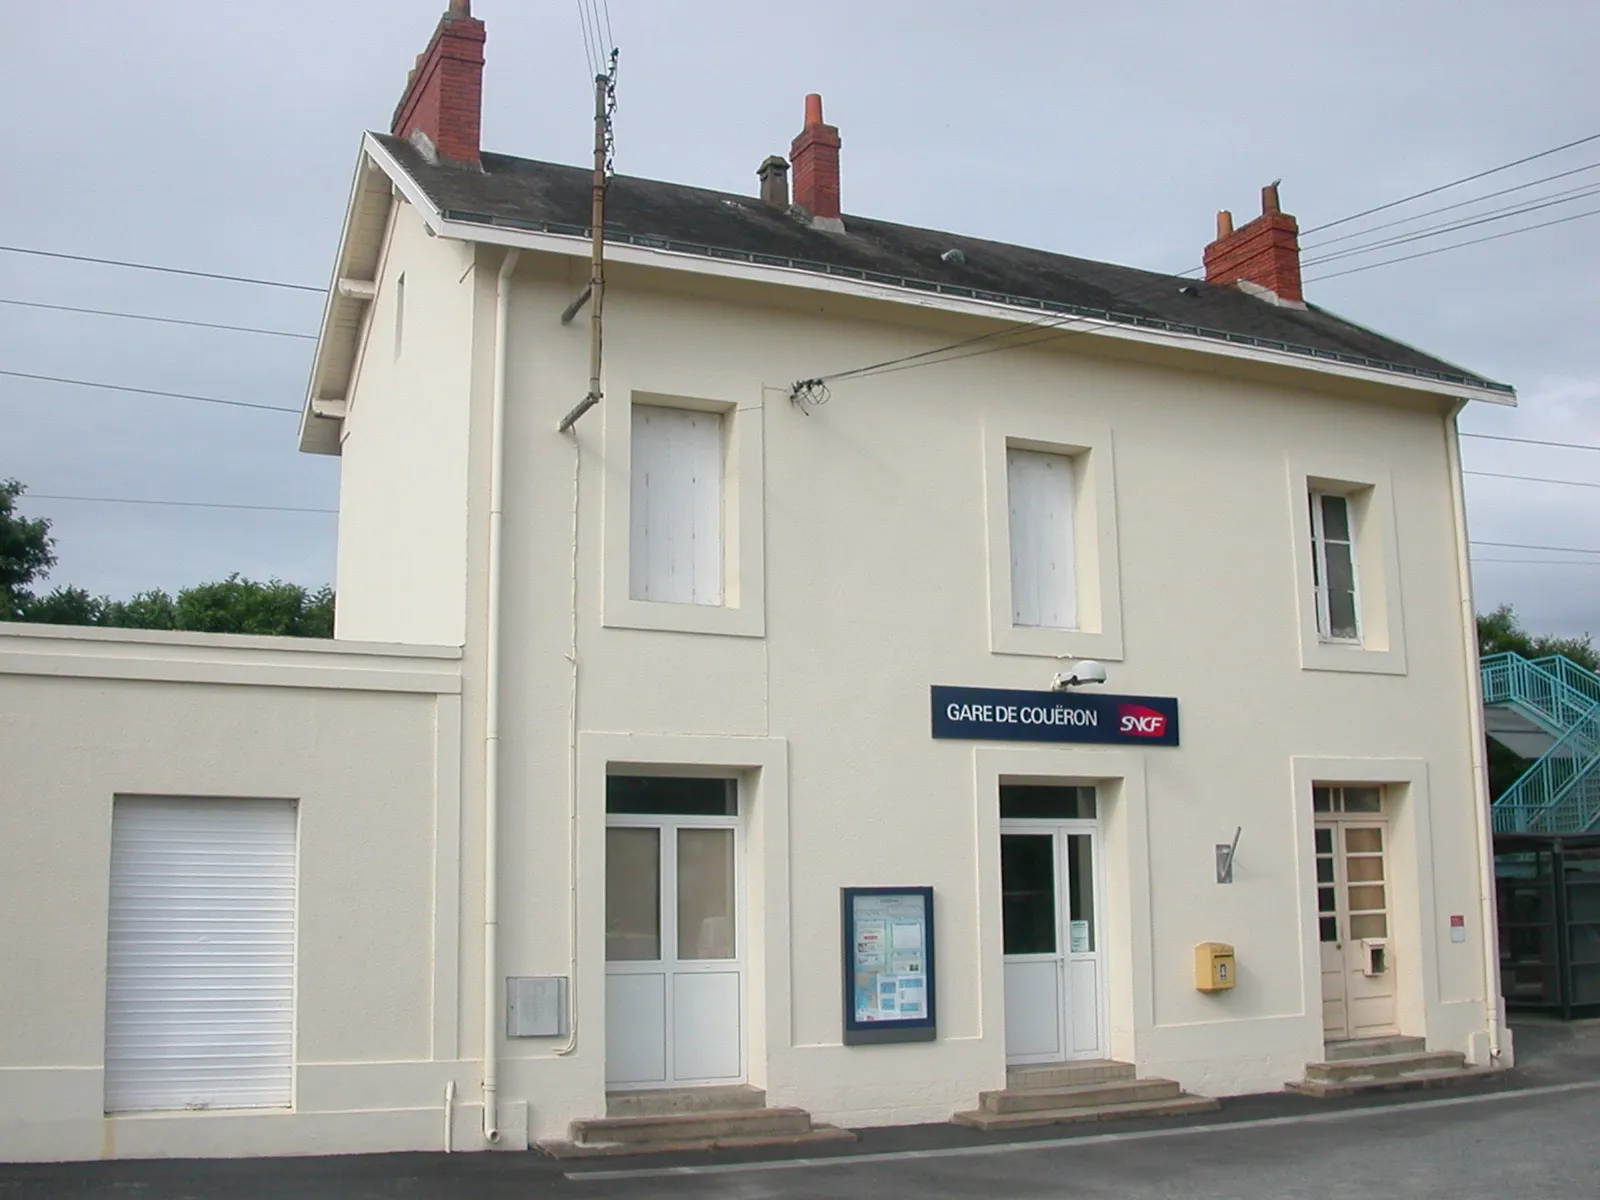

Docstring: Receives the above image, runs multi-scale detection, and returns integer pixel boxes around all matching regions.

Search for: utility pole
[559,53,616,433]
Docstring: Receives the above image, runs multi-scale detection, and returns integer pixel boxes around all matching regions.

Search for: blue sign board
[931,685,1180,746]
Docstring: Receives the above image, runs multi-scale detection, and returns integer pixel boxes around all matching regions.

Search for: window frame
[602,389,765,638]
[1309,491,1362,644]
[983,418,1124,661]
[1287,457,1407,676]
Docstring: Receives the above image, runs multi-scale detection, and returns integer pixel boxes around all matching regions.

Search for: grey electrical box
[506,976,568,1037]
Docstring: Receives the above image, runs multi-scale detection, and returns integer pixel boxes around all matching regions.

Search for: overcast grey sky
[3,1,1598,635]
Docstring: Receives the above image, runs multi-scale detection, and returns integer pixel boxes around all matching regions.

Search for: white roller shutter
[630,404,724,605]
[1007,448,1077,629]
[105,798,297,1113]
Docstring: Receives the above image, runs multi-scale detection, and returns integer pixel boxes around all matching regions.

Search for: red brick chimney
[790,94,842,222]
[1203,183,1303,303]
[391,1,486,168]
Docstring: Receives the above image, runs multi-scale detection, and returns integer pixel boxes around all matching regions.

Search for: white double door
[605,814,743,1087]
[1002,821,1105,1064]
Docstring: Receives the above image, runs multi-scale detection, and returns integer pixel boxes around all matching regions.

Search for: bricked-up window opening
[1310,492,1360,642]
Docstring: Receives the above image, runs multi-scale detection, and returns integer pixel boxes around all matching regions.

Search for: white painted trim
[0,625,461,693]
[353,132,1516,409]
[973,746,1150,1069]
[982,418,1124,661]
[577,733,789,1103]
[1290,758,1440,1047]
[601,388,767,638]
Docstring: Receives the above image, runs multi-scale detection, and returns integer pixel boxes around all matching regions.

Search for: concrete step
[953,1091,1220,1132]
[980,1078,1182,1114]
[570,1106,813,1147]
[605,1084,766,1118]
[543,1123,856,1159]
[1323,1036,1427,1062]
[1288,1065,1508,1099]
[1006,1060,1136,1089]
[1304,1050,1465,1083]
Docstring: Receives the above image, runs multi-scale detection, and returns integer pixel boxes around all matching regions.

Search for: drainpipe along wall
[482,247,521,1143]
[1446,398,1504,1064]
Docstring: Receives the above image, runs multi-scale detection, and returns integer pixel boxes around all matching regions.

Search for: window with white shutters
[1007,448,1077,630]
[104,798,297,1113]
[630,404,725,606]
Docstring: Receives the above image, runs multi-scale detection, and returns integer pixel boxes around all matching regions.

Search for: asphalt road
[5,1020,1599,1199]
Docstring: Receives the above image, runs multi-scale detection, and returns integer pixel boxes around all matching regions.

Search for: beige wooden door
[1314,786,1397,1040]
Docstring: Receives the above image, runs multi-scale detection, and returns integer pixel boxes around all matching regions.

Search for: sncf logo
[1118,704,1168,738]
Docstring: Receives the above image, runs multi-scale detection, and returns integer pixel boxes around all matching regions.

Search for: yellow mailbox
[1194,942,1236,992]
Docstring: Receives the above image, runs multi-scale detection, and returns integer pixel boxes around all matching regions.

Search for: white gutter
[1446,398,1503,1064]
[481,247,521,1143]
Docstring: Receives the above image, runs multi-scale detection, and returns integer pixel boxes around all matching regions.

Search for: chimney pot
[1203,183,1302,303]
[758,155,790,209]
[392,5,487,168]
[790,94,842,223]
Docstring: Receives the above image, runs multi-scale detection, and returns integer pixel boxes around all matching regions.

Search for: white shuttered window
[104,798,297,1113]
[1007,448,1077,629]
[630,405,724,605]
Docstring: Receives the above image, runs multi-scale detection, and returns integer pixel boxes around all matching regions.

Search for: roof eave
[298,137,403,455]
[356,139,1517,409]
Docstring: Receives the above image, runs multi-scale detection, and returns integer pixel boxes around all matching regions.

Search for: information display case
[841,886,936,1045]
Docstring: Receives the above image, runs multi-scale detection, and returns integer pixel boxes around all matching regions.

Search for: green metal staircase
[1481,651,1600,833]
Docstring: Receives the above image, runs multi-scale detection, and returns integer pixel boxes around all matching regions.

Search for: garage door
[105,798,297,1113]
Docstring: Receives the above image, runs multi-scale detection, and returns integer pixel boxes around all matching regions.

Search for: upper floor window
[1007,448,1077,630]
[1309,492,1359,642]
[1288,458,1406,676]
[630,404,724,606]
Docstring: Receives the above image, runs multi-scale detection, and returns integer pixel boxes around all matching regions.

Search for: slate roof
[375,134,1509,395]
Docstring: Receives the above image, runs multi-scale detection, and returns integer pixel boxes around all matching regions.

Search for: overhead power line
[1301,182,1600,268]
[0,369,301,414]
[1461,431,1600,453]
[1472,539,1600,557]
[0,296,316,340]
[793,135,1600,395]
[27,493,334,515]
[1303,204,1600,283]
[1300,159,1600,252]
[1465,470,1600,489]
[1473,558,1600,567]
[0,243,324,294]
[1300,130,1600,235]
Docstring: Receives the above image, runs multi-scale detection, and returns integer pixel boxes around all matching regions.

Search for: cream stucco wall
[448,249,1502,1141]
[333,200,478,647]
[0,626,465,1162]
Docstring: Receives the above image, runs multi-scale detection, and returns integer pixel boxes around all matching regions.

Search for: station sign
[931,685,1180,746]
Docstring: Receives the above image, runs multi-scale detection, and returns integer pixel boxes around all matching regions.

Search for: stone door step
[1288,1064,1507,1099]
[1322,1035,1428,1062]
[980,1078,1181,1115]
[953,1090,1219,1132]
[543,1122,855,1159]
[1304,1050,1465,1083]
[605,1084,767,1118]
[1006,1059,1137,1089]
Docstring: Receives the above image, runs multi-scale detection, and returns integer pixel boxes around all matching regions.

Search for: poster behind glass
[841,887,936,1044]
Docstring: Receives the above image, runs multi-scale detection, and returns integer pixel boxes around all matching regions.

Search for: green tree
[1478,603,1600,672]
[1,479,57,620]
[1,480,333,637]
